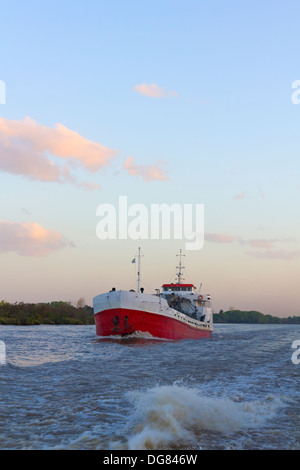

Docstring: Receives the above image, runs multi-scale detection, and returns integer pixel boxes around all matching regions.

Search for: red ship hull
[94,307,212,340]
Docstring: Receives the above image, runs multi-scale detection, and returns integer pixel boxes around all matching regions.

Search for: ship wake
[111,384,284,450]
[96,330,169,342]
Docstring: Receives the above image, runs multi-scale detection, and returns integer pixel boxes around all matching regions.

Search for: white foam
[96,331,167,341]
[122,384,283,450]
[0,340,5,365]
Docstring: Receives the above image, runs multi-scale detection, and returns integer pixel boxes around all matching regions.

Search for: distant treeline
[0,300,94,325]
[0,302,299,325]
[213,309,300,324]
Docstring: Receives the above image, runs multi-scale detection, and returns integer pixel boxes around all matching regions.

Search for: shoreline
[1,302,299,325]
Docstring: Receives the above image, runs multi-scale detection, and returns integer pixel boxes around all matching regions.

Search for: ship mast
[176,249,185,284]
[136,247,143,292]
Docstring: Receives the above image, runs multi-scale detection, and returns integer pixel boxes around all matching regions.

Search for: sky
[0,0,299,316]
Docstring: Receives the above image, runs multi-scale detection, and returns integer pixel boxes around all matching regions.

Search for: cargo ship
[93,249,213,340]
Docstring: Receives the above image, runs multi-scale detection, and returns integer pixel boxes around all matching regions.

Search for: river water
[0,324,299,450]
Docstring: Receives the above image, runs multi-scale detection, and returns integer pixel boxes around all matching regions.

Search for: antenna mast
[176,249,185,284]
[136,247,143,292]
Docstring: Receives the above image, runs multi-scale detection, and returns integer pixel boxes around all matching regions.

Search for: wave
[111,384,284,450]
[96,330,170,343]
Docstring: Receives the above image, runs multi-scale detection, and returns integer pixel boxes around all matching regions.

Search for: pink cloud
[0,140,61,182]
[0,117,116,189]
[239,238,295,249]
[123,156,169,182]
[239,239,276,249]
[0,117,166,189]
[133,83,178,98]
[247,249,300,260]
[233,191,248,200]
[0,221,74,257]
[205,233,238,243]
[205,234,298,261]
[0,117,117,172]
[79,181,102,191]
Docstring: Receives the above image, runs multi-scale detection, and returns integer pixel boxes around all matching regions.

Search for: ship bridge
[161,283,196,293]
[161,283,211,308]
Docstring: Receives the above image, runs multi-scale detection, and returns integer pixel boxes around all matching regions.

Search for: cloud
[0,117,117,171]
[205,233,238,243]
[0,220,74,257]
[79,181,102,191]
[21,208,32,216]
[59,165,101,191]
[0,117,169,189]
[205,233,298,261]
[0,117,117,188]
[205,233,295,249]
[133,83,178,98]
[233,191,248,200]
[232,189,266,200]
[0,140,61,182]
[239,238,295,249]
[239,238,277,249]
[247,249,300,260]
[123,156,169,182]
